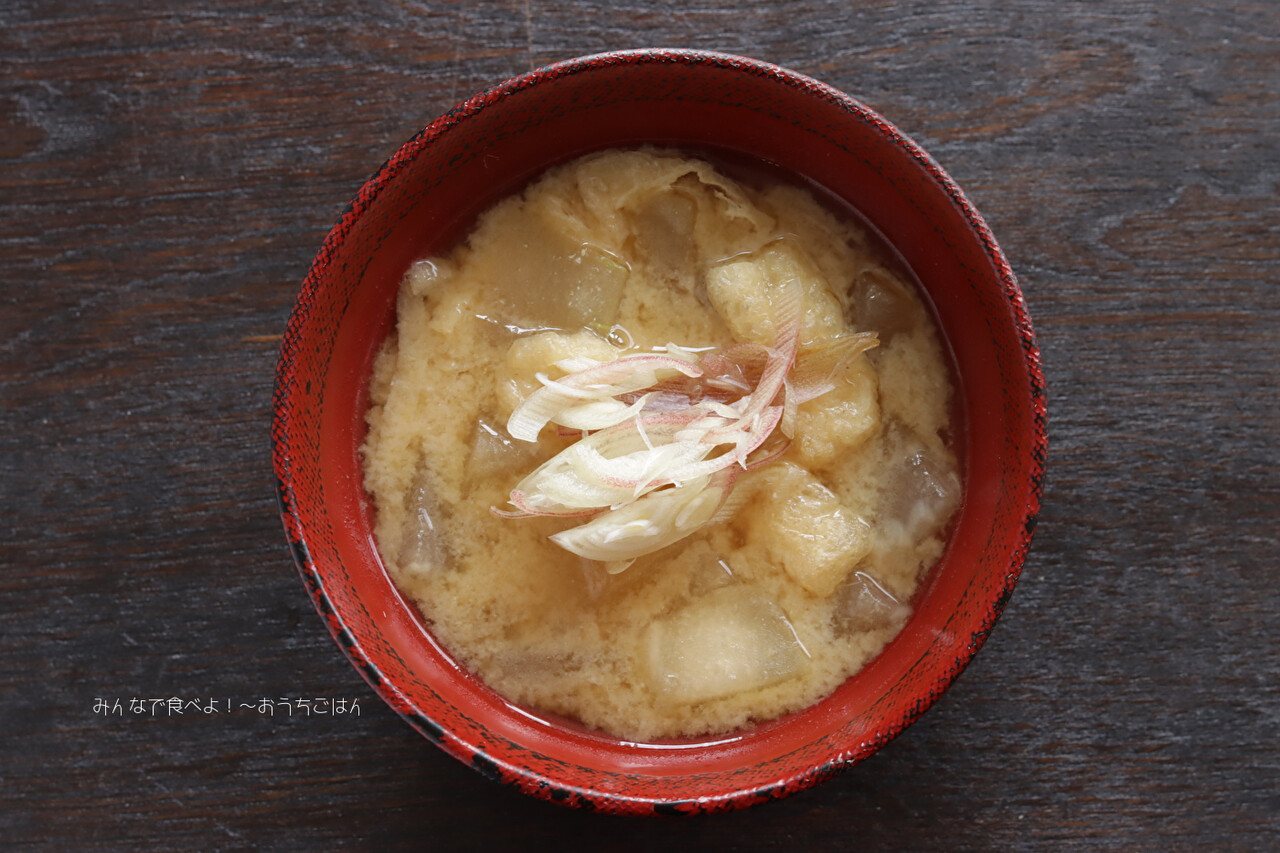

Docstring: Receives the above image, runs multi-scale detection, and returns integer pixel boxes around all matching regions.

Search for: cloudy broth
[361,148,961,741]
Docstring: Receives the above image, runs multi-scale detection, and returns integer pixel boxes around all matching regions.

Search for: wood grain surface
[2,1,1276,849]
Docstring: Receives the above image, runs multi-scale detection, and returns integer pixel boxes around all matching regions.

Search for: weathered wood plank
[2,0,1276,848]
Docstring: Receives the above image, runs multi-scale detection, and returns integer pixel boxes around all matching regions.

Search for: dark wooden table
[4,2,1276,849]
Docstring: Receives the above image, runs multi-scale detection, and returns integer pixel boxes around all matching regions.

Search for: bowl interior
[273,50,1045,814]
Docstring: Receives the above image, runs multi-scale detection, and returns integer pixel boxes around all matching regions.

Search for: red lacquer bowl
[272,49,1046,815]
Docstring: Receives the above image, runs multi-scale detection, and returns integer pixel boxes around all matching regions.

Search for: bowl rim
[272,47,1047,815]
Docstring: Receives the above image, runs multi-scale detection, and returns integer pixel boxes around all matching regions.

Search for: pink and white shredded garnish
[493,282,877,570]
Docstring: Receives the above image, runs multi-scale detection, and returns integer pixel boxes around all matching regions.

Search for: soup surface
[362,149,960,740]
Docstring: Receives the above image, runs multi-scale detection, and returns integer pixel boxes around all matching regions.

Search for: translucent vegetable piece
[398,464,446,573]
[643,585,809,703]
[832,570,911,638]
[880,445,962,544]
[467,199,629,330]
[565,244,631,332]
[852,268,918,342]
[675,539,737,597]
[404,257,454,298]
[466,417,544,481]
[633,189,697,283]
